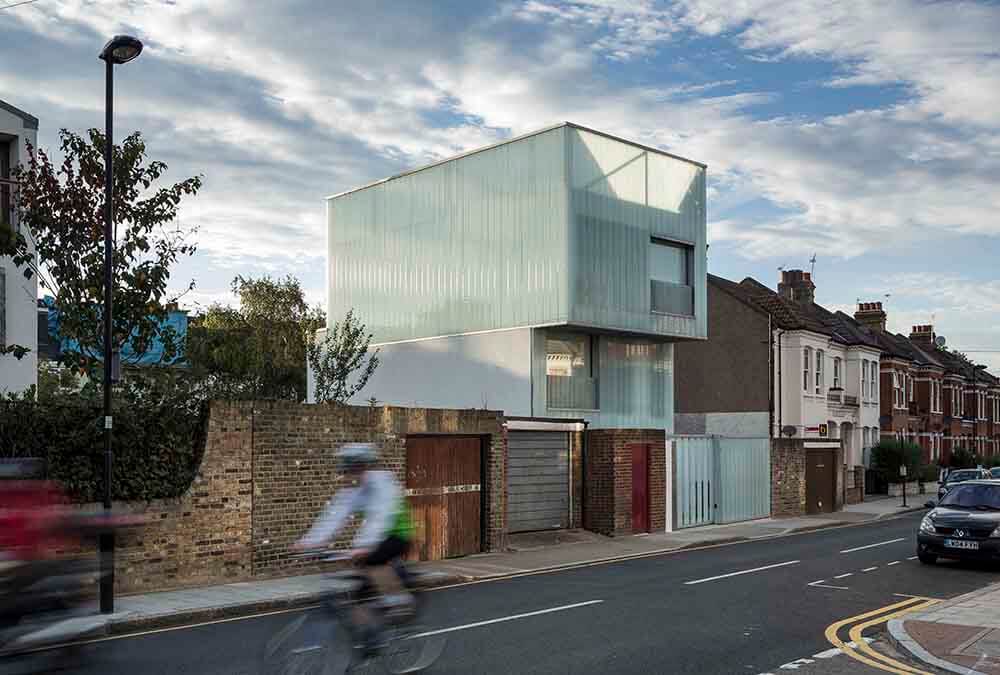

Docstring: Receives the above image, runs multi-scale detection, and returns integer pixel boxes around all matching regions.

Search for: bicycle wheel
[381,624,446,674]
[262,610,353,675]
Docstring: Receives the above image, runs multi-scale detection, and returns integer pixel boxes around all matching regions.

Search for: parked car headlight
[920,515,936,533]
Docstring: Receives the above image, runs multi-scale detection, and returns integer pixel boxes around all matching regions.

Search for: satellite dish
[935,335,947,348]
[781,425,797,438]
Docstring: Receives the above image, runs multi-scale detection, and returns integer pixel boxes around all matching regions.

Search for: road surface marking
[862,566,879,572]
[755,639,874,674]
[409,600,604,638]
[825,597,937,675]
[888,561,901,566]
[684,560,800,585]
[834,573,853,579]
[848,599,939,674]
[808,580,849,590]
[894,593,943,600]
[907,556,918,560]
[840,538,905,554]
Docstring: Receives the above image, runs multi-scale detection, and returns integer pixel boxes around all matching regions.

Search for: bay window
[803,347,812,392]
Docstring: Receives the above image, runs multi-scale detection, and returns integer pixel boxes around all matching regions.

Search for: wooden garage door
[507,431,569,533]
[406,436,482,561]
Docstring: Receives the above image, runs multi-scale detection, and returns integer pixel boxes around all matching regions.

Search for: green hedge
[0,373,207,502]
[870,439,923,480]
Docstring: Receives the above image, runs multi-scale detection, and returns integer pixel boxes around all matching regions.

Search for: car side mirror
[925,500,936,508]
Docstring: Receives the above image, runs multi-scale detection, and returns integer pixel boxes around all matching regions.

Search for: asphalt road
[6,511,1000,675]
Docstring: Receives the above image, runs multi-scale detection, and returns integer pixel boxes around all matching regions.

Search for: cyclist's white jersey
[298,470,406,550]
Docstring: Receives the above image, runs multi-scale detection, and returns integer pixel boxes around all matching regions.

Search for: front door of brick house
[630,443,651,533]
[806,450,836,515]
[405,436,482,561]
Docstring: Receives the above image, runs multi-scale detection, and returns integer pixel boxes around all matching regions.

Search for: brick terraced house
[853,302,1000,464]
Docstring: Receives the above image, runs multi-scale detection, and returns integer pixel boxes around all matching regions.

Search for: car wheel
[918,551,937,565]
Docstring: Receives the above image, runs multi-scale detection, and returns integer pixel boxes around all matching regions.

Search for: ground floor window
[545,332,597,410]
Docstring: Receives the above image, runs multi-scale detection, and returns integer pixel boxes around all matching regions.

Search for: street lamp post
[98,34,143,615]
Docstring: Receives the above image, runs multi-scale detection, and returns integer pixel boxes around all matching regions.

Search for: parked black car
[938,468,990,501]
[918,480,1000,564]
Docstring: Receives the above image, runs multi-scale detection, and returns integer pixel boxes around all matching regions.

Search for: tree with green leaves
[187,275,325,400]
[4,129,201,368]
[306,309,380,405]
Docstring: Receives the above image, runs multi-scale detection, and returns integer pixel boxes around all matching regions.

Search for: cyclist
[293,443,414,654]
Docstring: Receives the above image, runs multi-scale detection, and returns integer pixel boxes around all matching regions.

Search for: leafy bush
[919,464,941,484]
[0,371,206,503]
[980,454,1000,469]
[870,440,923,481]
[948,447,977,469]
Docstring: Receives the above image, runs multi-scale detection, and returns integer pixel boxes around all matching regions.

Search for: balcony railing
[827,390,859,407]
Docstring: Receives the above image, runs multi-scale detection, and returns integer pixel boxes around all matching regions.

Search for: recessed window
[545,332,596,410]
[803,347,812,392]
[833,357,842,389]
[649,238,693,315]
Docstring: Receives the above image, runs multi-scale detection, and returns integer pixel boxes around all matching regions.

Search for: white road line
[684,560,800,585]
[888,561,901,566]
[908,556,918,560]
[840,538,906,554]
[808,580,849,590]
[834,573,853,579]
[409,600,604,638]
[862,566,879,572]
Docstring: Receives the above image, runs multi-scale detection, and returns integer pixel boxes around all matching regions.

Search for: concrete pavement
[890,581,1000,674]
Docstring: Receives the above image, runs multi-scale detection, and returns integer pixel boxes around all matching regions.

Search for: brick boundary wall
[251,402,505,578]
[584,429,665,537]
[771,438,807,517]
[77,401,504,594]
[771,438,846,517]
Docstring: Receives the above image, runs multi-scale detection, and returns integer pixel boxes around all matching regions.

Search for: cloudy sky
[3,0,999,368]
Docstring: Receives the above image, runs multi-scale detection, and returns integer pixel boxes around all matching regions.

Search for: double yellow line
[824,596,940,674]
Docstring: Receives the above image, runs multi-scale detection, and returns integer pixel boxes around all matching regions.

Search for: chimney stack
[855,301,887,333]
[909,324,936,348]
[778,269,815,305]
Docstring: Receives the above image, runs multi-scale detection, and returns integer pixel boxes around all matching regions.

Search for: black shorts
[356,536,411,600]
[360,535,410,567]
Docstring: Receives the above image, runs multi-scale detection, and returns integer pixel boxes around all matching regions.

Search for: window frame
[815,349,824,395]
[803,346,812,393]
[833,357,842,390]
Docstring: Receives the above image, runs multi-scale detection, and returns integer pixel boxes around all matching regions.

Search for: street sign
[818,424,828,437]
[900,465,908,477]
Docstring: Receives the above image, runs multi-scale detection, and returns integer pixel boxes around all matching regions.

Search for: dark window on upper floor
[649,237,693,316]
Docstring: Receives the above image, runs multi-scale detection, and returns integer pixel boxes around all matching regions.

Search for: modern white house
[0,99,38,396]
[314,122,708,432]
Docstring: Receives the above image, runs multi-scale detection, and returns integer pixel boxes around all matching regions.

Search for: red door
[630,444,650,533]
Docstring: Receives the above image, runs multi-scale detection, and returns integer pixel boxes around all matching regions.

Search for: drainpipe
[767,313,774,437]
[581,420,590,529]
[776,327,785,437]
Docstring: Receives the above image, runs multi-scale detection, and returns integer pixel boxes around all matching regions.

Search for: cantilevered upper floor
[326,122,707,345]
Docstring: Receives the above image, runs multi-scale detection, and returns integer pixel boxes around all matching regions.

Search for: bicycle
[263,552,446,675]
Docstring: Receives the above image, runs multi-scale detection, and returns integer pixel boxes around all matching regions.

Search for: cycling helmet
[336,443,377,472]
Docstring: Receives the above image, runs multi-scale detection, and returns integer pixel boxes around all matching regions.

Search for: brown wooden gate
[405,436,482,561]
[806,450,836,515]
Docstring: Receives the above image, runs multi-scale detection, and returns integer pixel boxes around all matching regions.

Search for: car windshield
[939,484,1000,509]
[947,470,982,483]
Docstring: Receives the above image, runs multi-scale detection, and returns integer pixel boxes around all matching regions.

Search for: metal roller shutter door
[507,431,569,533]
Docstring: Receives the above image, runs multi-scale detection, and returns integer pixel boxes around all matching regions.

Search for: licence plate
[944,539,979,550]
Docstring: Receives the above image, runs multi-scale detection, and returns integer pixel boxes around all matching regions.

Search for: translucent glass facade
[328,126,569,344]
[327,123,706,345]
[567,128,706,338]
[532,328,674,430]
